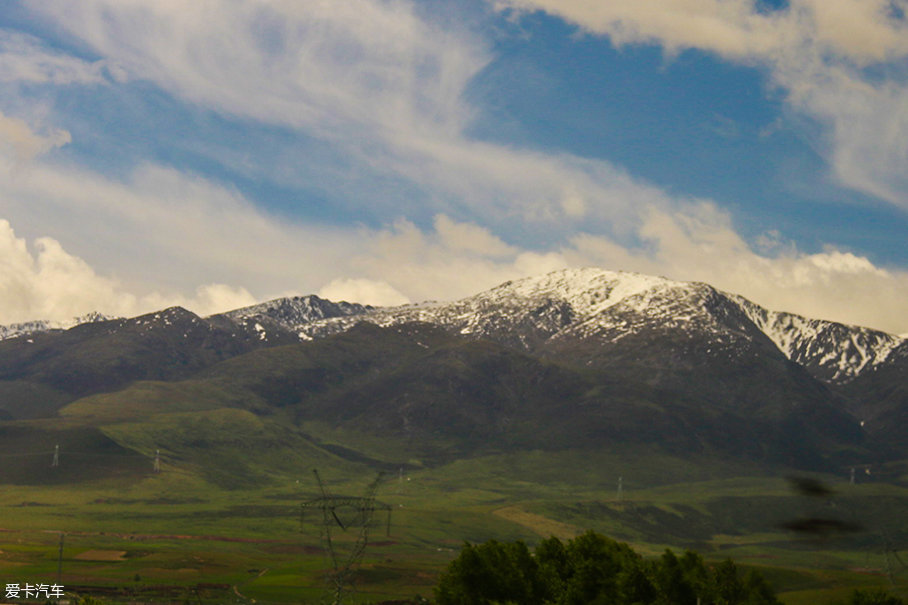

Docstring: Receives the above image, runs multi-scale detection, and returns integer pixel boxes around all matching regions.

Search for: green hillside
[0,321,905,602]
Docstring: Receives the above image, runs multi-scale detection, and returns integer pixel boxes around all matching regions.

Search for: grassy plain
[1,412,906,603]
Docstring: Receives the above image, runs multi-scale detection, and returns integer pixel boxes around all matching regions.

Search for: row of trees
[434,531,779,605]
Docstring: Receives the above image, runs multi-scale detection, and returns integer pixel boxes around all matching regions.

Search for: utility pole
[56,533,64,585]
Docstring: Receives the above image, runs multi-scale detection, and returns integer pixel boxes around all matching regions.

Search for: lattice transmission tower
[300,469,391,604]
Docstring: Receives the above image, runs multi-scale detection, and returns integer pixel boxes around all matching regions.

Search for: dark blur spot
[780,517,862,536]
[787,476,835,498]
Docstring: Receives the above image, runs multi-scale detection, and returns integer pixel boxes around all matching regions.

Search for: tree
[740,569,781,605]
[434,531,781,605]
[435,539,544,605]
[653,549,697,605]
[713,559,744,605]
[844,589,905,605]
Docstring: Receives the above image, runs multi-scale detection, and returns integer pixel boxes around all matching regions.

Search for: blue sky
[1,0,907,334]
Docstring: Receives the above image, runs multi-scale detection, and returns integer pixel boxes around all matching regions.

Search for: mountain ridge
[2,267,904,473]
[0,311,116,341]
[280,268,905,385]
[2,268,903,387]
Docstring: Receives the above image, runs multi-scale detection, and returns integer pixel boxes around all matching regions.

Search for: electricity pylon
[300,470,391,604]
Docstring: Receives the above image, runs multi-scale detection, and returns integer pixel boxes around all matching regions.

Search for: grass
[1,416,907,604]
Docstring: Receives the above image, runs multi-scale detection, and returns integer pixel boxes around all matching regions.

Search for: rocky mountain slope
[287,268,905,385]
[1,268,904,465]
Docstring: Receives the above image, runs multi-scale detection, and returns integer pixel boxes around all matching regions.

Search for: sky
[0,0,907,335]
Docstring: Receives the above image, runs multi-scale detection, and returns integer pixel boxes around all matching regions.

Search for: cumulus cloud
[2,201,907,335]
[566,204,908,335]
[434,214,517,256]
[0,220,256,323]
[0,156,365,299]
[493,0,908,208]
[324,211,908,335]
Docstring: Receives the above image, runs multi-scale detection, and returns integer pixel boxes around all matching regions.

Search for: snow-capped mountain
[3,269,903,385]
[0,311,115,341]
[278,268,904,385]
[2,268,903,464]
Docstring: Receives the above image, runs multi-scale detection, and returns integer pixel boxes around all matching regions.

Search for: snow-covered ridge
[2,269,902,384]
[295,268,904,383]
[288,269,686,343]
[302,269,737,336]
[734,296,905,383]
[499,270,905,382]
[217,295,369,327]
[0,312,114,341]
[210,295,372,343]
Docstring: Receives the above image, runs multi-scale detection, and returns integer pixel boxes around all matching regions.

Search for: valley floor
[1,450,906,604]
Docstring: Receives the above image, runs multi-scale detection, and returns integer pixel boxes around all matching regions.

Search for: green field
[1,425,906,604]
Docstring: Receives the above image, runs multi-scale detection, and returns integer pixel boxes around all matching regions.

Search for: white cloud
[334,217,568,304]
[0,110,71,165]
[0,30,107,85]
[492,0,908,208]
[0,219,256,323]
[783,62,908,206]
[3,200,907,335]
[318,278,410,307]
[0,156,363,298]
[176,284,258,318]
[565,204,908,334]
[29,1,486,142]
[493,0,908,64]
[328,210,908,335]
[23,1,664,228]
[434,214,517,256]
[2,1,903,337]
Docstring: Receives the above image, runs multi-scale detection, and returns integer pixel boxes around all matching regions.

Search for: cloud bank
[0,1,904,336]
[337,210,908,335]
[0,219,256,323]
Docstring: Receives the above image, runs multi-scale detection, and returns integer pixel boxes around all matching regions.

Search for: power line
[300,469,392,605]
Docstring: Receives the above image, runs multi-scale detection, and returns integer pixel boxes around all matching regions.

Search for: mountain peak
[1,267,902,386]
[491,268,709,316]
[287,268,902,385]
[208,294,374,344]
